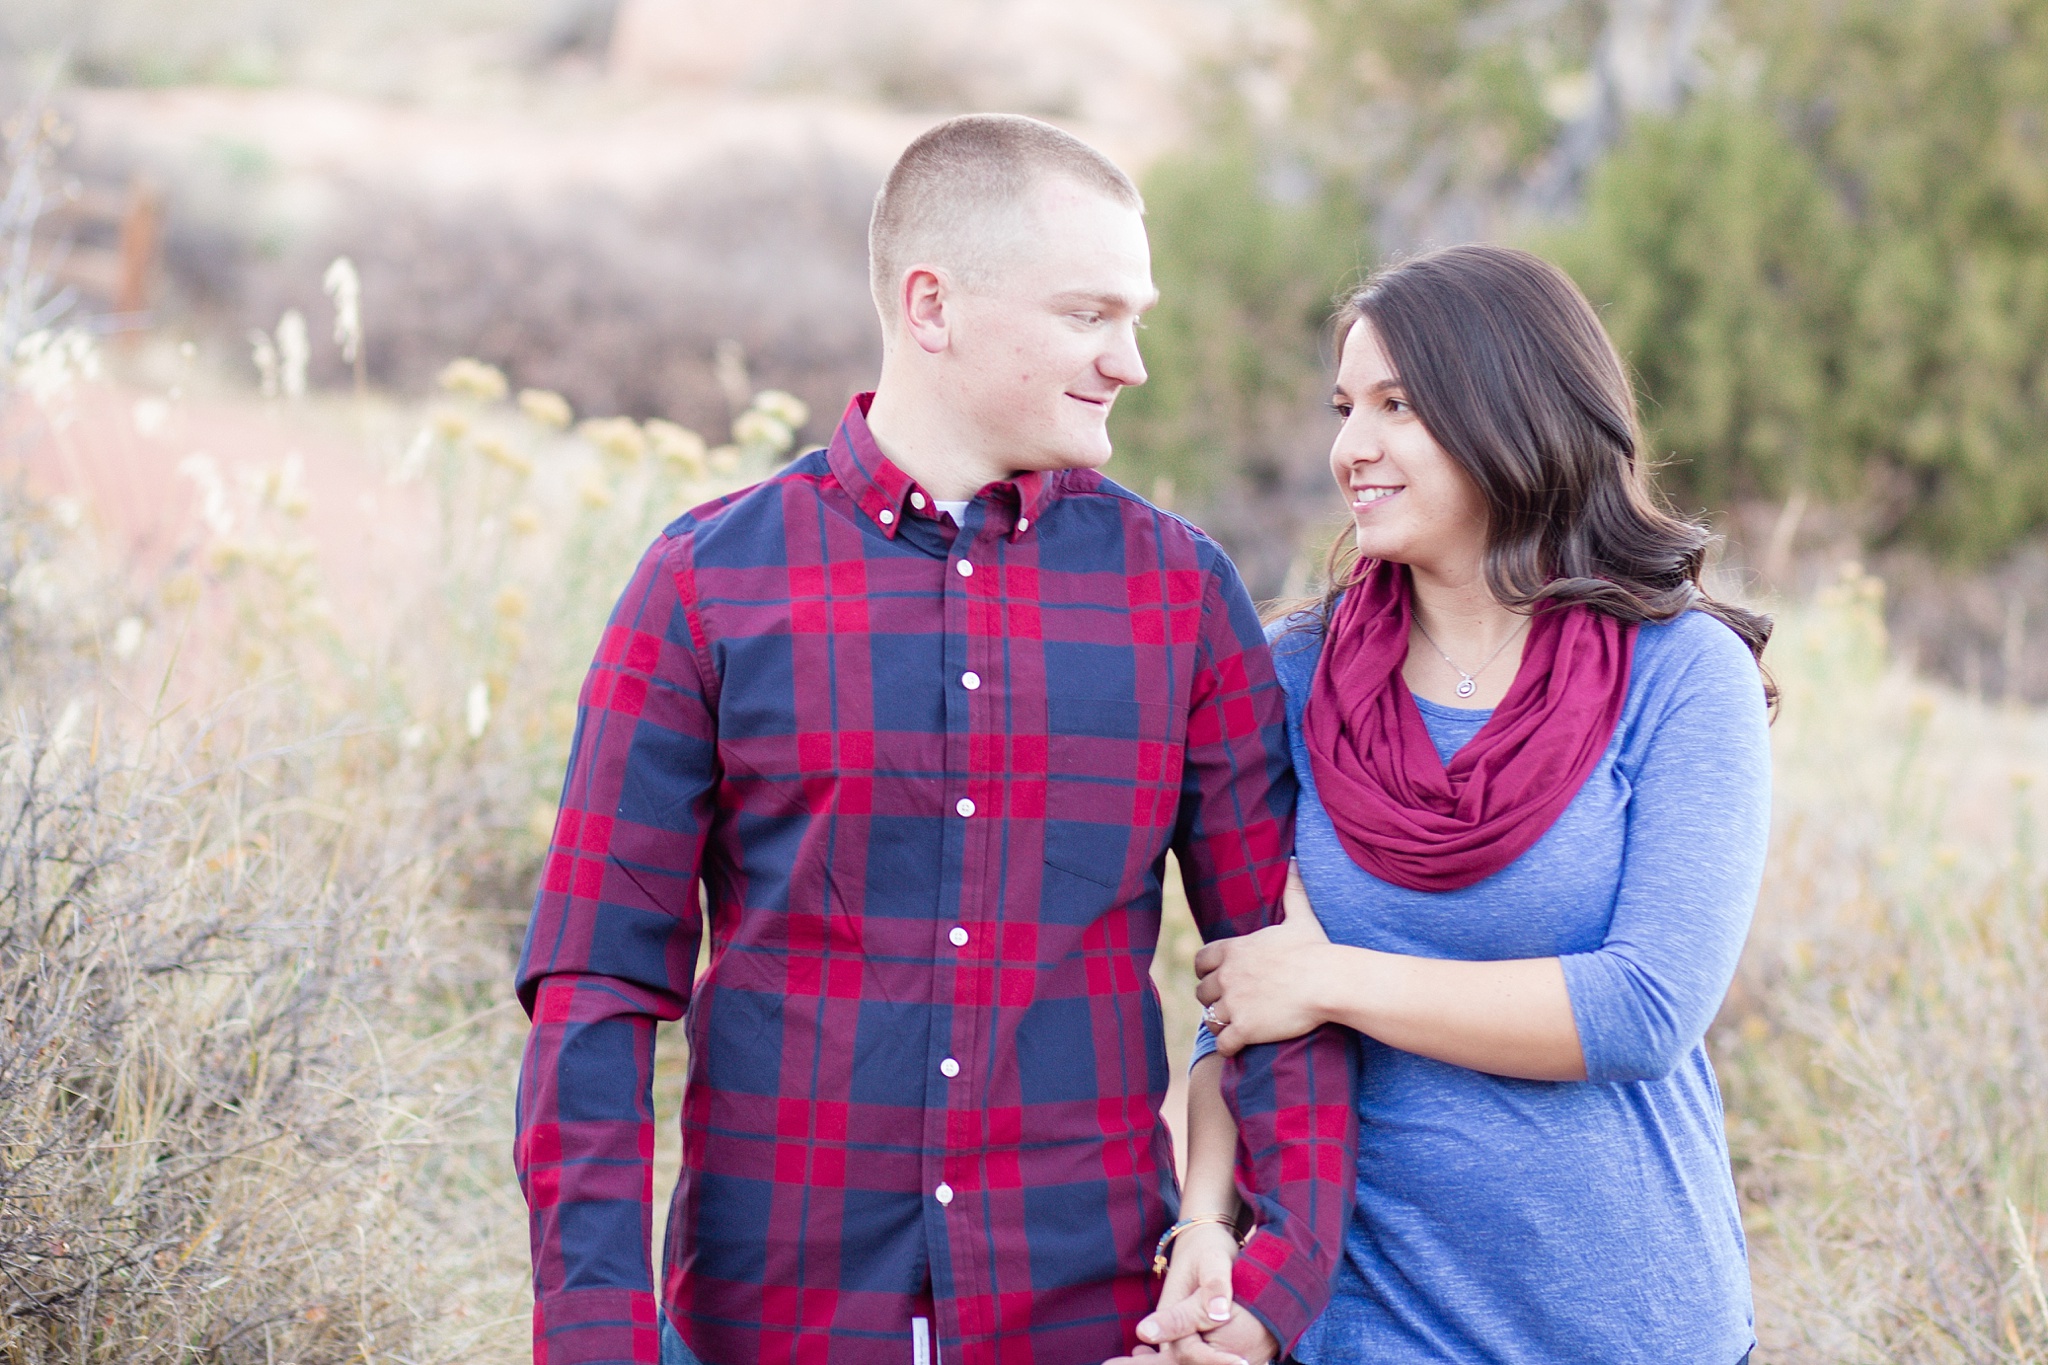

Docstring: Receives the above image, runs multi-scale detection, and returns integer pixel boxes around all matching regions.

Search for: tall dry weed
[1720,566,2048,1362]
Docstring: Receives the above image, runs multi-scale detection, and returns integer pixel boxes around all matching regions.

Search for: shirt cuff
[1228,1225,1331,1354]
[532,1287,662,1365]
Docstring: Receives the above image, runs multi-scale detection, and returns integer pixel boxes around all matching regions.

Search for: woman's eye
[1386,397,1409,414]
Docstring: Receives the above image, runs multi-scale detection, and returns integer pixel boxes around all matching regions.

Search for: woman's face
[1329,319,1490,585]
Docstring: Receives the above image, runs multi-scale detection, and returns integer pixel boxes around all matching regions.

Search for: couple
[514,114,1773,1365]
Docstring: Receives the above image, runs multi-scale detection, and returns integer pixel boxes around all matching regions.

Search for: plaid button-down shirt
[515,395,1356,1365]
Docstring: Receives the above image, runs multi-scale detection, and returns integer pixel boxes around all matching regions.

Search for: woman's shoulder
[1263,609,1326,689]
[1625,608,1771,734]
[1632,606,1760,678]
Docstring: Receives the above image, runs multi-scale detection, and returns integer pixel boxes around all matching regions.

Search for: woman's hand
[1129,1223,1252,1364]
[1194,863,1333,1056]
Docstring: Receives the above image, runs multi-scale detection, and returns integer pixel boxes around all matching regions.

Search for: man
[515,113,1354,1365]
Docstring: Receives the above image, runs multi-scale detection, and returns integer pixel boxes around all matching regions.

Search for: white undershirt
[934,499,970,524]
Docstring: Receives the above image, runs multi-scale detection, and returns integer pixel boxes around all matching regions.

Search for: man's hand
[1194,862,1333,1056]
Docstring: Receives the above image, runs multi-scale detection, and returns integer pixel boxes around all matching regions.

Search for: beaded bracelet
[1151,1214,1247,1276]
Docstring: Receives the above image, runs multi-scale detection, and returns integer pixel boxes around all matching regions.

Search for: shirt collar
[827,392,1061,541]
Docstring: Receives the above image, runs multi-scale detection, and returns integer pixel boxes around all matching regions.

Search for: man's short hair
[868,113,1143,327]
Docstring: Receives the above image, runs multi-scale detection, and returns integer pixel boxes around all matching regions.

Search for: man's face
[943,178,1156,474]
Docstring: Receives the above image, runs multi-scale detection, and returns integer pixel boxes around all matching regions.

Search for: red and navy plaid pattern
[515,395,1356,1365]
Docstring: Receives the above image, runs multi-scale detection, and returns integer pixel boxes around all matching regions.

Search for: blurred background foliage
[1127,0,2048,573]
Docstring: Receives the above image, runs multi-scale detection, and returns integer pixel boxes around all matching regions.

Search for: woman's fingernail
[1207,1298,1231,1321]
[1137,1321,1159,1343]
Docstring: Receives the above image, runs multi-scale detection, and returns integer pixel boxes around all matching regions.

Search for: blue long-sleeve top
[1195,607,1771,1364]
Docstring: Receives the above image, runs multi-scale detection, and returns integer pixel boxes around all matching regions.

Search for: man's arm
[1169,560,1357,1357]
[515,534,718,1365]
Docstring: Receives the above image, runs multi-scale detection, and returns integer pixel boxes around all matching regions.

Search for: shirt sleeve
[1172,556,1357,1354]
[514,533,718,1365]
[1560,617,1773,1083]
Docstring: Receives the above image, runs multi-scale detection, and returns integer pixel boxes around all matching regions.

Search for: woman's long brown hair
[1297,244,1775,706]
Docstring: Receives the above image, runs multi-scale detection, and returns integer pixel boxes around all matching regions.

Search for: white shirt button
[911,492,927,509]
[878,509,895,525]
[935,1183,954,1206]
[961,671,981,690]
[1016,517,1029,532]
[955,560,974,577]
[955,797,975,818]
[940,1058,960,1078]
[949,926,969,947]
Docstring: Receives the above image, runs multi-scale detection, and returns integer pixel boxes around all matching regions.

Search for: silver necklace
[1413,614,1529,699]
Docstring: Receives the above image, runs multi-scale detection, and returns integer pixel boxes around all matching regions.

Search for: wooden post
[115,178,159,321]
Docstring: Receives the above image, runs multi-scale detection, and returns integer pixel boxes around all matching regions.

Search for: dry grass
[1713,568,2048,1362]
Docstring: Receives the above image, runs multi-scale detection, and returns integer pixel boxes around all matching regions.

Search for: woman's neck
[1403,561,1528,708]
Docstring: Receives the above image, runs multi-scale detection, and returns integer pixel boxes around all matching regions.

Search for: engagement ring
[1201,1003,1221,1030]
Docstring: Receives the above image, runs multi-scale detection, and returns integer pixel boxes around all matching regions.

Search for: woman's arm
[1129,1054,1282,1365]
[1200,618,1773,1087]
[1194,869,1587,1081]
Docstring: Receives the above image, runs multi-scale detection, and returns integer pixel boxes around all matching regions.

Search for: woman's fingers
[1194,973,1221,1007]
[1279,861,1329,942]
[1192,939,1225,977]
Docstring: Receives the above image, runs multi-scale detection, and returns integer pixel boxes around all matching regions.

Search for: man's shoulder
[1055,469,1233,572]
[656,447,835,553]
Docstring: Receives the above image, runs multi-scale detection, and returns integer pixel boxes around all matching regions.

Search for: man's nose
[1102,323,1147,388]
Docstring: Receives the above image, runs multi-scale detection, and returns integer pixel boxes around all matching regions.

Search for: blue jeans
[660,1316,707,1365]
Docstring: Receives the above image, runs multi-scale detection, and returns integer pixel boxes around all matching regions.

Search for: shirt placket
[926,505,993,1348]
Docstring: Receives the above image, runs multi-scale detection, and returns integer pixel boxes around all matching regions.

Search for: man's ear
[900,266,953,356]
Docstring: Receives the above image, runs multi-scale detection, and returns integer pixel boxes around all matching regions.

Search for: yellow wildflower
[707,445,742,474]
[732,408,794,455]
[579,477,614,509]
[518,388,574,429]
[431,409,469,441]
[509,505,542,535]
[493,586,530,619]
[751,389,809,430]
[646,419,708,476]
[162,571,201,607]
[439,358,508,402]
[580,417,648,463]
[474,436,534,477]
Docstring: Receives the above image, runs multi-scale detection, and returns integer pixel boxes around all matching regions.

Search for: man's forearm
[1221,1026,1357,1353]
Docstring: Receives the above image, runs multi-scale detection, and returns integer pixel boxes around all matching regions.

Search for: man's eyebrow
[1053,288,1161,312]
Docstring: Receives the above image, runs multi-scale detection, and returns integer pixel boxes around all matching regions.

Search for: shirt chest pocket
[1042,695,1182,889]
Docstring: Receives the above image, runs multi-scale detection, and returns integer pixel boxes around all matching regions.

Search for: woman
[1145,245,1773,1365]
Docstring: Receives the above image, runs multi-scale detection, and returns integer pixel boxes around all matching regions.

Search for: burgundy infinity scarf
[1303,559,1636,892]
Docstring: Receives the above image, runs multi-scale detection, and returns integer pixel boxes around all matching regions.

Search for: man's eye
[1327,401,1351,420]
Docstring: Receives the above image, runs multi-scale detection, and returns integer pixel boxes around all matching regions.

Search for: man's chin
[1011,438,1114,476]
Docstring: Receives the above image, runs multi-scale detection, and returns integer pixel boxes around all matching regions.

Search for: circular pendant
[1456,677,1477,699]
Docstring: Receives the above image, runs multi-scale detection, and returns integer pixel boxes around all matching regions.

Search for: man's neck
[863,382,1013,504]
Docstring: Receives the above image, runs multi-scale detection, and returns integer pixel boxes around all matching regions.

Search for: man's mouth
[1067,392,1112,409]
